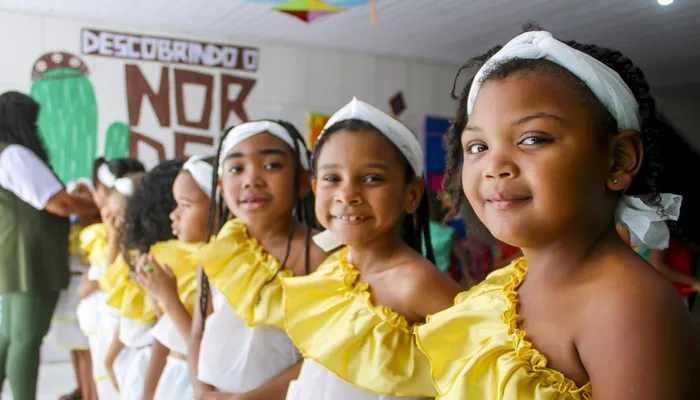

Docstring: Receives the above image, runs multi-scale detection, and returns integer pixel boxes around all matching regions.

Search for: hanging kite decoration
[246,0,375,24]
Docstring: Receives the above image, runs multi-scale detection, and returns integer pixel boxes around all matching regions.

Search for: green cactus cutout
[104,122,130,160]
[30,67,98,183]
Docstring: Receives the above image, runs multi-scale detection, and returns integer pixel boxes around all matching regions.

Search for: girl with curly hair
[415,28,700,399]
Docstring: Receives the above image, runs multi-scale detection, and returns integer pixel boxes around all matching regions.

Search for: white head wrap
[66,178,94,194]
[183,155,214,197]
[321,97,423,177]
[467,31,641,132]
[97,163,117,188]
[114,177,135,197]
[218,120,310,174]
[469,30,680,249]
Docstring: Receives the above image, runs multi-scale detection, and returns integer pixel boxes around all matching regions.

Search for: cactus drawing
[104,122,130,159]
[30,52,98,183]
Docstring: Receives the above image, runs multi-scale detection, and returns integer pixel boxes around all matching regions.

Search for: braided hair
[310,119,436,263]
[0,91,49,163]
[121,159,184,265]
[199,120,318,327]
[443,24,700,250]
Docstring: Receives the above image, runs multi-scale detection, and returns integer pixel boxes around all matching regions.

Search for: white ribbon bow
[617,194,682,250]
[97,163,117,188]
[114,177,135,197]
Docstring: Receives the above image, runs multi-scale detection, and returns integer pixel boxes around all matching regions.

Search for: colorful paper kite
[274,0,345,23]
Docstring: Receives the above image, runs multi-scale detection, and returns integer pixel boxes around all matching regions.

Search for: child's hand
[136,254,178,307]
[691,281,700,294]
[77,277,98,299]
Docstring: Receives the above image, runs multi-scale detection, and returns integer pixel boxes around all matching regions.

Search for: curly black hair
[121,159,184,262]
[311,119,435,263]
[92,156,146,187]
[0,91,49,163]
[444,25,700,249]
[199,120,318,327]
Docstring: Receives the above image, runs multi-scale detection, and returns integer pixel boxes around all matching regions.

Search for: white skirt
[119,346,152,400]
[77,288,107,336]
[153,356,193,400]
[286,359,430,400]
[198,286,301,393]
[47,275,89,349]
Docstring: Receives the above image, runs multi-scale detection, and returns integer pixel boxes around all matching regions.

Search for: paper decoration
[274,0,345,23]
[306,112,331,148]
[389,91,406,117]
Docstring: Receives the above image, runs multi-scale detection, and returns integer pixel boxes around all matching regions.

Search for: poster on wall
[306,111,331,149]
[27,28,261,182]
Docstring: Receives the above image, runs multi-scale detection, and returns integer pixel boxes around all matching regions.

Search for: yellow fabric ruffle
[150,240,202,315]
[190,219,292,329]
[79,223,108,268]
[281,248,436,397]
[415,258,592,400]
[98,255,129,296]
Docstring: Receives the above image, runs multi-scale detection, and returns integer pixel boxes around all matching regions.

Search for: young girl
[134,155,216,400]
[281,97,463,400]
[76,158,144,400]
[415,29,700,399]
[188,120,327,399]
[105,159,184,400]
[48,178,100,400]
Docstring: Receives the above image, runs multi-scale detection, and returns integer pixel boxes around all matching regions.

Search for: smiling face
[461,71,618,248]
[170,171,210,243]
[219,132,302,228]
[313,128,423,248]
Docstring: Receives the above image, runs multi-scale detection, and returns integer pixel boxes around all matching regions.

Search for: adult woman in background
[0,91,100,400]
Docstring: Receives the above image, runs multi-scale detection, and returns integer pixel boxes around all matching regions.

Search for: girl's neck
[346,230,405,275]
[246,216,295,247]
[520,223,621,283]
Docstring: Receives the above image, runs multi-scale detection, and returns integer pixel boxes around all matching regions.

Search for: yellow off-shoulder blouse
[281,248,436,397]
[415,258,593,400]
[79,223,108,268]
[105,240,201,324]
[190,219,292,330]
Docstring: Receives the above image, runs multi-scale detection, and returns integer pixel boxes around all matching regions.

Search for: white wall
[0,10,459,170]
[654,83,700,150]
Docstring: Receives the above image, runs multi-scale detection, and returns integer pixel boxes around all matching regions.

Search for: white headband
[218,120,310,174]
[66,178,94,194]
[467,31,641,133]
[97,163,117,188]
[183,155,214,197]
[322,97,424,177]
[114,177,135,197]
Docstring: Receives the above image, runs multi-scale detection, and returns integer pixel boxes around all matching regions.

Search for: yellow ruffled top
[190,219,292,330]
[106,240,201,324]
[150,240,202,315]
[98,255,130,296]
[281,248,436,397]
[415,258,593,400]
[79,223,108,268]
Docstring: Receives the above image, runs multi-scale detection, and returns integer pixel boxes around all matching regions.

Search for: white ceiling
[1,0,698,87]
